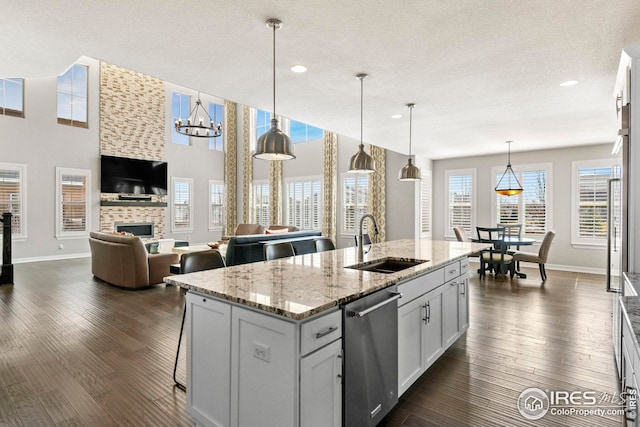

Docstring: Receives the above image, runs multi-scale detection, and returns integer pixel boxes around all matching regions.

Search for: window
[0,163,26,239]
[255,109,271,138]
[172,177,193,232]
[172,92,190,145]
[208,102,224,151]
[252,181,270,226]
[289,119,323,144]
[493,164,552,236]
[571,159,619,247]
[57,64,88,128]
[342,174,369,234]
[56,168,91,238]
[209,180,224,231]
[0,78,24,118]
[286,177,322,230]
[418,169,432,238]
[444,169,476,239]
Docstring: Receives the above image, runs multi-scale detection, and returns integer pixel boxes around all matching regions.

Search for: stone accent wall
[99,62,167,238]
[224,101,238,236]
[99,62,165,160]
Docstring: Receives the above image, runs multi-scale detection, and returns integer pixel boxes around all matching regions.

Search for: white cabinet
[300,339,342,427]
[443,277,460,347]
[231,306,296,427]
[187,292,342,427]
[186,293,231,427]
[622,311,639,427]
[397,259,470,397]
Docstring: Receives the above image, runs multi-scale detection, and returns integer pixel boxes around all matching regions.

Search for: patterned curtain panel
[322,131,338,242]
[269,159,283,226]
[242,105,253,224]
[224,101,238,236]
[369,144,386,242]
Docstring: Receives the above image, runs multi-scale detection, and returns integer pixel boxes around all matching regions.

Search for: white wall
[0,56,101,261]
[386,150,418,242]
[432,143,616,272]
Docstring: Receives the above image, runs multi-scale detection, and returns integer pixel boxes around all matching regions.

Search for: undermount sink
[345,257,428,274]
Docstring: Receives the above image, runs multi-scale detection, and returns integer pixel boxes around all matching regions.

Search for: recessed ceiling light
[560,80,579,87]
[290,65,307,73]
[391,114,402,119]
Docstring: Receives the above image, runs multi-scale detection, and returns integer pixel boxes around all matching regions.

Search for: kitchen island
[165,239,487,427]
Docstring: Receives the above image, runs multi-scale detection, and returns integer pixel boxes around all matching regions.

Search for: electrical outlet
[252,342,270,362]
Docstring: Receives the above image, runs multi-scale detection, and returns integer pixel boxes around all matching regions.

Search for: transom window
[285,177,322,230]
[0,163,27,239]
[444,169,476,239]
[255,109,271,138]
[571,159,620,247]
[492,164,552,236]
[57,64,88,128]
[56,168,91,238]
[289,119,323,144]
[252,181,270,226]
[208,102,224,151]
[342,174,369,234]
[172,92,190,145]
[172,177,193,232]
[0,78,24,118]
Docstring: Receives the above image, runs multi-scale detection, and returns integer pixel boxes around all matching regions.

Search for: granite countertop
[624,272,640,296]
[164,239,488,320]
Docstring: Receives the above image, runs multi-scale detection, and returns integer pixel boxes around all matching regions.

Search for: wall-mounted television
[100,155,168,195]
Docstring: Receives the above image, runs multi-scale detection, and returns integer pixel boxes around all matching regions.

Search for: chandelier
[495,140,523,196]
[174,94,222,138]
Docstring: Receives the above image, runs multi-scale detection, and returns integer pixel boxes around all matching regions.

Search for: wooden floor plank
[0,258,624,426]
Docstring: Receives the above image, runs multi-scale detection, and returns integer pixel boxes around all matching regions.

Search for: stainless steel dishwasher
[343,285,402,426]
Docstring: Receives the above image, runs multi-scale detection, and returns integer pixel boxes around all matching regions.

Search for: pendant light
[254,18,295,161]
[347,73,375,173]
[398,103,421,181]
[495,140,523,196]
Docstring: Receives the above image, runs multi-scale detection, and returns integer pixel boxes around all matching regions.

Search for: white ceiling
[2,0,640,159]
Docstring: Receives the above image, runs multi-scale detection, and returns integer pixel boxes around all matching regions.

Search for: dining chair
[475,226,514,278]
[264,241,295,261]
[174,249,226,391]
[498,223,523,252]
[512,231,555,281]
[453,226,481,258]
[314,237,336,252]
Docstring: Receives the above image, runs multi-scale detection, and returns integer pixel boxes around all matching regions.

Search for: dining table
[471,235,536,278]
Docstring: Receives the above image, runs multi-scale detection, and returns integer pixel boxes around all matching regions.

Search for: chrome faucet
[358,214,379,262]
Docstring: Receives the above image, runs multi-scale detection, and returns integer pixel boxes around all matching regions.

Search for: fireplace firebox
[115,222,154,238]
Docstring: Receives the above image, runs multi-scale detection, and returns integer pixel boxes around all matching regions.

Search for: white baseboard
[13,252,91,264]
[468,260,605,276]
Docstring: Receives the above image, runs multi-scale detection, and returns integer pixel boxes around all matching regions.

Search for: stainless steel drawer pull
[352,292,403,319]
[448,269,458,274]
[370,403,382,418]
[315,326,338,339]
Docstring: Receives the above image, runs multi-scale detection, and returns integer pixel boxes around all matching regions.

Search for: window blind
[253,183,270,226]
[343,175,368,234]
[522,170,546,235]
[0,168,22,235]
[173,179,192,229]
[577,167,612,239]
[209,182,224,229]
[287,179,322,230]
[420,172,430,235]
[60,174,87,232]
[448,174,472,235]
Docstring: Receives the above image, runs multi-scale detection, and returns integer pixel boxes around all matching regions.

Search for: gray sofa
[224,230,322,266]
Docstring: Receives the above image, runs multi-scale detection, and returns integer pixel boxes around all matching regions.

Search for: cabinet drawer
[444,261,461,282]
[398,268,445,306]
[623,317,636,371]
[460,258,470,275]
[301,309,342,356]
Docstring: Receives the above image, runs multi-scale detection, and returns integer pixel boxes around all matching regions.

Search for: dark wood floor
[0,259,622,426]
